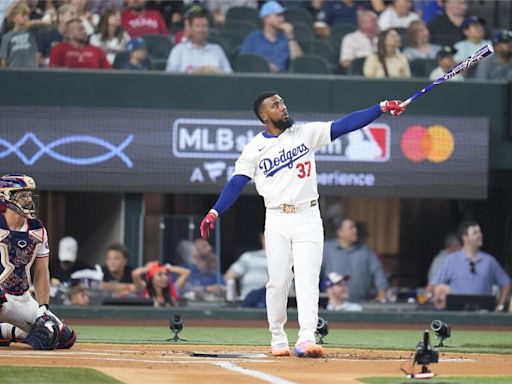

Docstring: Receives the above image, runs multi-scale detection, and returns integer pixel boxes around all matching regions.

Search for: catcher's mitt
[26,316,59,350]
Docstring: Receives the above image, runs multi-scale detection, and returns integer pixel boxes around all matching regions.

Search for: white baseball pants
[0,292,39,333]
[264,205,324,347]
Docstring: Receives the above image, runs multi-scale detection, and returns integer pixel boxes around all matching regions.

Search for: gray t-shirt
[0,28,38,68]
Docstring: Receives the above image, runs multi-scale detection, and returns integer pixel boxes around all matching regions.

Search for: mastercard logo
[401,125,454,163]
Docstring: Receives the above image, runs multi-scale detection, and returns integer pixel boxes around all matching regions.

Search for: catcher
[0,174,76,350]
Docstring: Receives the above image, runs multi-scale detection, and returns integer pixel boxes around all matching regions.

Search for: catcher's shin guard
[26,318,59,350]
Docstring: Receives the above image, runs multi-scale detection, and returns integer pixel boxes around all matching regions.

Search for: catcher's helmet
[0,174,38,219]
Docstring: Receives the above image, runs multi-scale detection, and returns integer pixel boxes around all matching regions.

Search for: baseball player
[0,174,76,350]
[200,92,405,357]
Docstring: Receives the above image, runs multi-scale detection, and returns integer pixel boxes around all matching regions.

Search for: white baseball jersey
[234,122,332,207]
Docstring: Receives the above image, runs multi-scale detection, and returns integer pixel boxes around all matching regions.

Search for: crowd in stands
[1,0,512,80]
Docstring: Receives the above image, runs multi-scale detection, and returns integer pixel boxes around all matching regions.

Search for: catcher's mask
[0,174,38,219]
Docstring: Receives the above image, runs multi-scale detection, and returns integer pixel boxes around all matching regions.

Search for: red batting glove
[200,210,218,240]
[380,100,405,116]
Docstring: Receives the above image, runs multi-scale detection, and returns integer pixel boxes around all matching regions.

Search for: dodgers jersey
[234,121,332,207]
[0,215,49,294]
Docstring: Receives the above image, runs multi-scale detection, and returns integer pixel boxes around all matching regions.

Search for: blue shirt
[239,30,289,73]
[431,249,511,295]
[322,240,388,302]
[182,263,223,287]
[322,1,370,26]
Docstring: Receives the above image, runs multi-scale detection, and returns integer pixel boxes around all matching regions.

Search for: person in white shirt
[429,45,464,81]
[454,15,490,63]
[378,0,419,31]
[340,10,379,71]
[165,10,232,74]
[199,92,406,358]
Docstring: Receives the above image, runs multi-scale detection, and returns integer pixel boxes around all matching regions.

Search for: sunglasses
[470,261,476,274]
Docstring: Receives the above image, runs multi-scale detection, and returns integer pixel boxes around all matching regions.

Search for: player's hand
[200,210,218,240]
[380,100,405,116]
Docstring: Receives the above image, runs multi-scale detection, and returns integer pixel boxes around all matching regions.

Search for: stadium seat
[112,52,130,69]
[142,34,173,59]
[291,21,314,41]
[329,23,355,51]
[225,6,260,26]
[347,57,366,76]
[232,54,270,73]
[299,39,337,68]
[284,7,314,25]
[409,58,437,78]
[289,55,332,74]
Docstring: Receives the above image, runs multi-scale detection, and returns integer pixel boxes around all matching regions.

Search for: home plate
[190,352,269,358]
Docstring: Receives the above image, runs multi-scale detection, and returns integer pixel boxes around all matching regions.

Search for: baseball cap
[146,262,167,281]
[461,15,485,30]
[58,236,78,263]
[325,272,350,288]
[259,1,286,19]
[493,30,512,45]
[126,37,145,53]
[437,46,457,60]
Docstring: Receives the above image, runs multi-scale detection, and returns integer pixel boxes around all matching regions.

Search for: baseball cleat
[293,341,324,358]
[271,343,290,357]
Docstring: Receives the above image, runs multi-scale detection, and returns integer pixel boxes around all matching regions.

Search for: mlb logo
[317,123,390,162]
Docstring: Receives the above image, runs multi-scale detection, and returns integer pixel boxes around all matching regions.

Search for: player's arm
[200,174,251,239]
[33,256,50,306]
[330,101,405,141]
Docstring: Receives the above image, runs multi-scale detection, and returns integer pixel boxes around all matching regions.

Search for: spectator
[378,0,419,31]
[37,4,78,63]
[89,7,130,65]
[239,1,302,73]
[430,220,511,311]
[429,45,463,81]
[119,37,150,70]
[182,239,225,301]
[100,243,136,298]
[322,0,370,27]
[70,0,99,36]
[240,286,267,308]
[427,233,462,283]
[173,4,203,45]
[50,236,91,285]
[146,0,183,29]
[49,18,111,69]
[121,0,168,38]
[413,0,443,23]
[322,217,388,302]
[132,261,190,307]
[165,10,231,74]
[454,16,490,63]
[339,10,378,71]
[325,272,362,311]
[403,19,441,60]
[363,28,411,78]
[475,30,512,81]
[175,239,196,265]
[0,2,39,68]
[303,0,330,38]
[68,285,90,306]
[223,232,268,300]
[428,0,467,47]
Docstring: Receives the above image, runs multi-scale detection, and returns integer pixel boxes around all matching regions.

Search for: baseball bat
[400,44,494,107]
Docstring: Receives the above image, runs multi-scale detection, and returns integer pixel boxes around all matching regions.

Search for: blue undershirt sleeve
[330,104,382,141]
[212,174,251,215]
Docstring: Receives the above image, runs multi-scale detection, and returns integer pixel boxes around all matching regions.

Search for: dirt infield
[2,343,512,384]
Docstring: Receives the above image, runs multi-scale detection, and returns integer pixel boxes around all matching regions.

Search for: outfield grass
[0,367,122,384]
[74,325,512,354]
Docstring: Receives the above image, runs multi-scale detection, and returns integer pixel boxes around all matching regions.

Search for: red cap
[146,262,167,280]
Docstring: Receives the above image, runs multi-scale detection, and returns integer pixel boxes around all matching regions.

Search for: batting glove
[200,210,218,240]
[380,100,405,116]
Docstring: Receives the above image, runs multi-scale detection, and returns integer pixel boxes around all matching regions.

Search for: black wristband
[40,304,49,310]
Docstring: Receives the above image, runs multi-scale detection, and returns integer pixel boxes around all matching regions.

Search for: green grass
[0,367,122,384]
[360,377,512,384]
[74,325,512,354]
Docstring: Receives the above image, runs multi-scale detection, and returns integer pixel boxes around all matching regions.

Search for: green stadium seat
[142,34,173,59]
[225,6,260,26]
[409,58,437,78]
[329,23,355,51]
[289,55,332,75]
[232,54,270,73]
[284,7,314,25]
[347,57,366,76]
